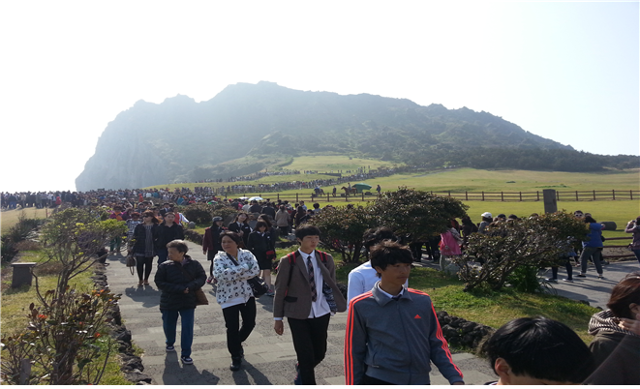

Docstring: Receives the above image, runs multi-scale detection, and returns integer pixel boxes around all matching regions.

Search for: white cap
[481,212,492,218]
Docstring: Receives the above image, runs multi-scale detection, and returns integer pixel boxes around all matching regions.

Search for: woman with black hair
[586,272,640,384]
[247,221,275,295]
[577,215,605,279]
[202,216,225,283]
[228,212,252,247]
[130,210,159,286]
[213,231,259,371]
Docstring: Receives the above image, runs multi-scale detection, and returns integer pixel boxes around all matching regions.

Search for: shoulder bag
[180,264,208,306]
[227,253,268,298]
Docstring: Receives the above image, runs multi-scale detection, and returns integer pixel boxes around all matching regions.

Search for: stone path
[105,242,498,385]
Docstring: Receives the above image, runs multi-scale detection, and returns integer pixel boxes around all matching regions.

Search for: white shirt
[298,249,331,319]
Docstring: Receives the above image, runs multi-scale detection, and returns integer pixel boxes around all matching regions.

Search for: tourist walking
[273,224,347,384]
[577,216,606,279]
[156,212,185,265]
[213,231,260,371]
[154,240,206,366]
[625,217,640,266]
[202,216,225,283]
[247,221,276,295]
[228,212,252,248]
[130,210,159,286]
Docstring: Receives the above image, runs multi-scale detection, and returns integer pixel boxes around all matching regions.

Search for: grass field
[1,208,50,233]
[283,155,395,172]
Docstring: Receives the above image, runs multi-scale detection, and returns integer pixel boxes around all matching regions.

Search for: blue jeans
[633,249,640,266]
[161,308,194,357]
[157,248,168,265]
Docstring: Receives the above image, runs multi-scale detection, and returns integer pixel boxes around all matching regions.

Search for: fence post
[327,193,330,203]
[576,191,578,201]
[593,190,596,201]
[465,191,468,201]
[543,189,558,214]
[556,191,560,201]
[537,191,539,201]
[501,191,504,201]
[361,192,364,201]
[631,190,633,201]
[448,190,451,197]
[345,193,348,202]
[296,193,299,202]
[277,193,280,201]
[519,191,522,201]
[612,189,615,200]
[482,191,485,201]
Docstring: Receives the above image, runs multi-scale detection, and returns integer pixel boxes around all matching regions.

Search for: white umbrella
[248,196,264,201]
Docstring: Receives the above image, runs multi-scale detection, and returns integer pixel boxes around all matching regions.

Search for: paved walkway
[105,242,498,385]
[105,242,639,385]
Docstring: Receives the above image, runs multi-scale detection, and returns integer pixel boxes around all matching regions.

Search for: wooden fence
[238,189,639,203]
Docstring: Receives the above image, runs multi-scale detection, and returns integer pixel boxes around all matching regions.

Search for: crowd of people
[4,185,639,384]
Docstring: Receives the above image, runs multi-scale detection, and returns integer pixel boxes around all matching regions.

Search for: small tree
[312,205,378,263]
[0,208,126,384]
[453,211,587,292]
[371,187,469,243]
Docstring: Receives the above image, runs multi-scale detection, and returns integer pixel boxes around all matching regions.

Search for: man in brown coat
[273,224,346,385]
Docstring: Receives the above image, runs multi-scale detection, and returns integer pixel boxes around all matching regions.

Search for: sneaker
[545,278,558,283]
[576,273,587,278]
[181,356,193,365]
[597,274,605,279]
[166,345,175,352]
[206,276,214,284]
[561,279,574,283]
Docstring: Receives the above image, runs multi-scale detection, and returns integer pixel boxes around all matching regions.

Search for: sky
[1,1,638,193]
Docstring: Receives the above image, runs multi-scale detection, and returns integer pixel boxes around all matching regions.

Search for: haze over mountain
[76,81,638,191]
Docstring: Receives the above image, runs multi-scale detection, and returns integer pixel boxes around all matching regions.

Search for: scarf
[588,310,640,338]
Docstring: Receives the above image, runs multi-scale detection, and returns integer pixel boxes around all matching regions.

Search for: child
[480,316,595,384]
[344,241,464,385]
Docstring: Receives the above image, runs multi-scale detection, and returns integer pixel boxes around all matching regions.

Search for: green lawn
[1,208,50,234]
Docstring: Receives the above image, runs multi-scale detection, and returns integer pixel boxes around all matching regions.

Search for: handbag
[227,253,268,298]
[125,253,136,275]
[179,264,208,306]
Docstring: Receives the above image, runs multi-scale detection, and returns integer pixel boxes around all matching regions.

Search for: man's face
[298,235,319,252]
[574,212,583,218]
[375,262,411,287]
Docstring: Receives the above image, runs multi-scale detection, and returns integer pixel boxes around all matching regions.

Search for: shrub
[179,203,214,225]
[371,187,469,243]
[453,211,586,292]
[312,205,377,263]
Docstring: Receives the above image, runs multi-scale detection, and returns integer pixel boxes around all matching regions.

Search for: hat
[481,212,492,218]
[212,216,223,222]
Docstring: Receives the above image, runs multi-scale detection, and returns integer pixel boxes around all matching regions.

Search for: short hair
[258,214,273,227]
[219,230,244,248]
[584,215,597,223]
[295,224,321,240]
[166,239,189,253]
[480,316,594,383]
[363,227,397,251]
[255,221,268,230]
[313,203,320,209]
[369,240,413,277]
[164,212,175,217]
[607,271,640,319]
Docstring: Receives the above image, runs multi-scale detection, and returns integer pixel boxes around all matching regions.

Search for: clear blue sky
[1,1,638,192]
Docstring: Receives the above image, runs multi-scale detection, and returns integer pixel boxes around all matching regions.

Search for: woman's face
[165,214,175,224]
[258,225,267,232]
[167,247,184,262]
[221,236,238,253]
[237,214,247,222]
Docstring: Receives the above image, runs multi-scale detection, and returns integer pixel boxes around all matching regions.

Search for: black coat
[228,221,252,247]
[156,223,185,250]
[131,223,159,256]
[154,256,207,311]
[247,230,274,260]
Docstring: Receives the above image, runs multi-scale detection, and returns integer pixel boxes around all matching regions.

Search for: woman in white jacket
[213,231,260,371]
